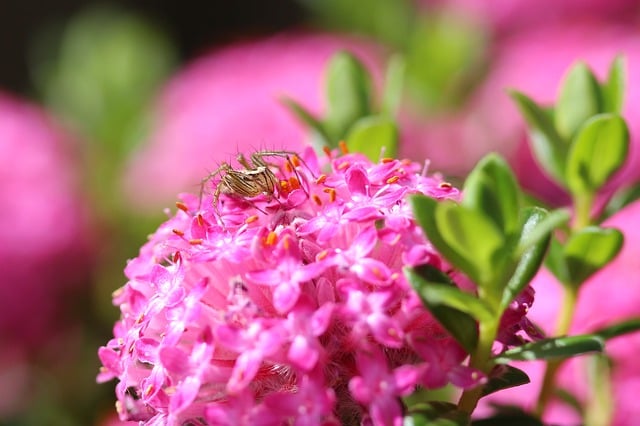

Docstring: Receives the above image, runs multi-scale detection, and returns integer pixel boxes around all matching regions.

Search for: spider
[199,150,310,216]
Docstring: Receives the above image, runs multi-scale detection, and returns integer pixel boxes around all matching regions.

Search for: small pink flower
[123,32,384,212]
[0,92,93,350]
[100,147,516,425]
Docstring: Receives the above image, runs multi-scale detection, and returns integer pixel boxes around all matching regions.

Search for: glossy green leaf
[382,54,406,117]
[410,195,478,279]
[325,51,373,141]
[501,208,553,310]
[593,318,640,340]
[564,226,624,287]
[510,91,568,186]
[405,265,478,352]
[565,114,629,194]
[463,154,521,237]
[517,208,570,253]
[435,201,505,284]
[493,335,604,363]
[554,62,602,140]
[603,56,626,114]
[346,115,398,161]
[481,365,530,397]
[405,401,470,426]
[281,97,332,148]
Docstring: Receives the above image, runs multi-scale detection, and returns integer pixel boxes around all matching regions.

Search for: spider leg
[199,163,230,209]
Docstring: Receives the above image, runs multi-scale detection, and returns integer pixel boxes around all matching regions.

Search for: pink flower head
[0,92,92,350]
[123,32,383,212]
[99,147,508,425]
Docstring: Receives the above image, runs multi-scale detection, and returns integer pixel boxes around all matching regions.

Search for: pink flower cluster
[99,148,492,425]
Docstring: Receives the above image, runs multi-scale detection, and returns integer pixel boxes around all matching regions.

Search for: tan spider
[199,150,310,216]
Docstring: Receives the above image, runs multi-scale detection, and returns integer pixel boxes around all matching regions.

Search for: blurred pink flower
[98,148,513,425]
[480,200,640,425]
[123,32,384,212]
[444,22,640,203]
[0,92,93,349]
[422,0,640,35]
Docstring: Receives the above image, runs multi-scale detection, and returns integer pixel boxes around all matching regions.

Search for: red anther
[316,249,329,261]
[381,157,395,163]
[196,213,205,227]
[172,229,185,237]
[439,182,453,189]
[312,194,323,206]
[173,252,182,262]
[338,140,349,154]
[284,160,293,174]
[386,176,400,184]
[176,201,189,212]
[289,176,301,190]
[245,215,259,224]
[323,187,337,202]
[315,174,327,185]
[337,161,350,170]
[189,238,203,245]
[290,155,301,168]
[265,231,278,246]
[322,146,332,159]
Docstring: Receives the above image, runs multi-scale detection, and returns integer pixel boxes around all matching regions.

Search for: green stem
[535,285,578,417]
[572,192,594,230]
[457,319,500,414]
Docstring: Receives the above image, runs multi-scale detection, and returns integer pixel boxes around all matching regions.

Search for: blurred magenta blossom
[0,92,93,348]
[422,0,640,35]
[480,200,640,425]
[124,32,384,212]
[98,147,543,424]
[439,22,640,202]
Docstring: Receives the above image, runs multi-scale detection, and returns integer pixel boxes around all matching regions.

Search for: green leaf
[501,208,553,310]
[324,51,373,142]
[301,0,415,48]
[564,226,624,287]
[481,365,530,397]
[345,115,398,161]
[565,114,629,194]
[382,54,406,117]
[405,12,487,110]
[545,236,570,284]
[603,56,626,114]
[281,97,332,149]
[517,208,570,253]
[554,62,602,141]
[602,183,640,220]
[435,201,505,284]
[509,91,568,186]
[405,265,478,352]
[405,401,470,426]
[493,335,604,363]
[462,154,521,237]
[593,318,640,340]
[415,281,494,323]
[410,195,479,280]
